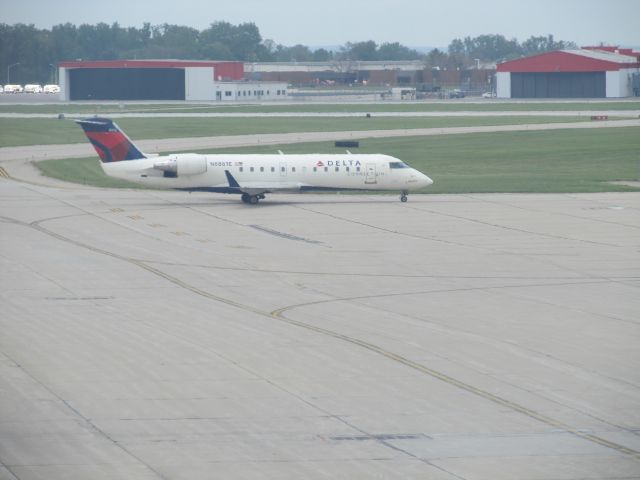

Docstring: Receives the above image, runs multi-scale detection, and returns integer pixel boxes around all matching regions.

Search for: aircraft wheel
[249,195,260,205]
[400,194,408,203]
[241,193,251,203]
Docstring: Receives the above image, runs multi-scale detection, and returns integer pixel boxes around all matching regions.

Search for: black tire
[400,195,408,203]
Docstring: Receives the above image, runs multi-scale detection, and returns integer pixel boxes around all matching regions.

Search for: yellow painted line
[21,217,640,460]
[271,305,640,459]
[0,167,10,178]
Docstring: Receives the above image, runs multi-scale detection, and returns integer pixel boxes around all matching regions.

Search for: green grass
[1,100,640,114]
[36,127,640,193]
[35,157,144,188]
[0,116,602,147]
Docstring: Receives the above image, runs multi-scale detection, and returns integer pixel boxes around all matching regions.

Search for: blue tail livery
[75,117,146,162]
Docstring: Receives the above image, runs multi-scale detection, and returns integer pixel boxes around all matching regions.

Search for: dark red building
[496,48,640,98]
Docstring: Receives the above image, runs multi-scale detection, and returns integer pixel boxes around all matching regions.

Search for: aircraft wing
[238,181,304,191]
[224,170,305,194]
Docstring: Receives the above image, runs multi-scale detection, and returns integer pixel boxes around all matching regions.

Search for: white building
[214,82,289,102]
[56,60,290,102]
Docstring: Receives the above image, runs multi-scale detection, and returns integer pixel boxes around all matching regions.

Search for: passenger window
[281,166,285,172]
[292,167,296,172]
[239,167,243,172]
[313,167,317,172]
[346,167,350,172]
[335,167,339,172]
[260,166,264,172]
[271,167,275,172]
[356,166,361,172]
[250,167,254,172]
[324,167,328,172]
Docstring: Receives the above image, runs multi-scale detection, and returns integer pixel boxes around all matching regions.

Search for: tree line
[0,21,577,84]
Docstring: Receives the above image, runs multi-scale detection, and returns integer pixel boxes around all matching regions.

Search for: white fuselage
[101,153,433,194]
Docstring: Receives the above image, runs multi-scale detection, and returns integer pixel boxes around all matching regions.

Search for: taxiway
[1,177,639,479]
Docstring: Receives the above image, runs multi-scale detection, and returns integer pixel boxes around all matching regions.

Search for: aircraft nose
[421,173,433,187]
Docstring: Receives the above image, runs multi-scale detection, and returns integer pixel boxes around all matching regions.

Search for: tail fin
[75,117,146,162]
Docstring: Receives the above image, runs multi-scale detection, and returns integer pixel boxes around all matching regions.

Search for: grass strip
[1,115,599,147]
[35,127,640,194]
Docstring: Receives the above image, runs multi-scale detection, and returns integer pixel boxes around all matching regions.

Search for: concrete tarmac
[1,177,639,480]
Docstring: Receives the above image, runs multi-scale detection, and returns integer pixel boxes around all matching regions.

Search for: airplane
[75,117,433,204]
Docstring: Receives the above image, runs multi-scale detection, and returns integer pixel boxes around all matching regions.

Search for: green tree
[520,34,577,56]
[149,24,199,58]
[274,44,313,62]
[0,21,584,86]
[200,42,233,60]
[342,41,378,60]
[200,21,263,60]
[463,34,519,61]
[232,22,263,60]
[0,23,50,84]
[51,23,80,62]
[312,48,333,61]
[447,38,465,56]
[424,48,448,69]
[377,42,421,60]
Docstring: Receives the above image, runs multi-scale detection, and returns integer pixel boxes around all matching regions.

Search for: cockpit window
[389,161,409,169]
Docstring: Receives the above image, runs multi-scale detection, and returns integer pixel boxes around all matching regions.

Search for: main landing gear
[241,192,266,204]
[400,190,408,203]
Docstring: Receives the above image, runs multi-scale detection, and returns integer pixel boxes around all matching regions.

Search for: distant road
[2,92,640,106]
[2,110,640,118]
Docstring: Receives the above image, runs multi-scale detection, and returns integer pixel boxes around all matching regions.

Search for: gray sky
[4,0,639,48]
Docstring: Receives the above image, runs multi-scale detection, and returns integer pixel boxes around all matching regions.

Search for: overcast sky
[4,0,638,48]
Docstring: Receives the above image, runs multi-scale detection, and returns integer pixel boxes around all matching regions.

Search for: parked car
[482,91,496,98]
[43,84,60,94]
[24,84,43,93]
[448,89,465,98]
[3,84,23,93]
[0,86,3,93]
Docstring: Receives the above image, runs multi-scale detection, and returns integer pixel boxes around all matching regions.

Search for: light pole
[7,62,19,84]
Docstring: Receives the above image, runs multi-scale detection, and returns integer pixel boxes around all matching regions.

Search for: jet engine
[153,154,207,177]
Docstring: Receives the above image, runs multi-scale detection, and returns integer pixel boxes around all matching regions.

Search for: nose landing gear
[400,190,408,203]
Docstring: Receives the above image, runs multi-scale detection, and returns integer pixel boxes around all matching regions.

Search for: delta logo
[316,160,361,167]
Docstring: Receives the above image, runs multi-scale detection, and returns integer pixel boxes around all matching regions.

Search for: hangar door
[69,68,185,100]
[511,72,605,98]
